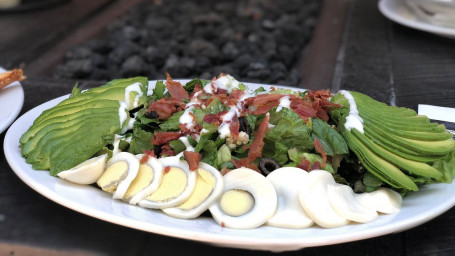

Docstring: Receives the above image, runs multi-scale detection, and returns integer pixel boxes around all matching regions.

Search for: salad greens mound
[19,74,455,194]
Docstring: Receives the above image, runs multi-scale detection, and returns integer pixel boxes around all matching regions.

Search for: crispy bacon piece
[184,151,202,171]
[140,149,157,164]
[247,102,279,115]
[253,94,284,106]
[234,113,270,167]
[148,98,185,120]
[0,69,26,89]
[313,138,327,167]
[165,72,189,100]
[160,144,175,157]
[203,111,227,126]
[230,113,240,139]
[189,83,203,97]
[151,131,181,145]
[291,100,318,121]
[297,159,311,171]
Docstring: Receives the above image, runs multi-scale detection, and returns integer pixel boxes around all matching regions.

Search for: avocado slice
[56,77,148,107]
[26,111,120,168]
[341,128,418,191]
[330,90,454,191]
[48,117,121,175]
[351,129,442,179]
[21,105,120,156]
[21,77,149,174]
[21,100,121,148]
[359,113,452,141]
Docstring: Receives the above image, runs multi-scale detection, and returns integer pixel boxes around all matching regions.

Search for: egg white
[266,167,313,229]
[163,162,224,219]
[58,154,107,184]
[209,167,277,229]
[138,155,197,209]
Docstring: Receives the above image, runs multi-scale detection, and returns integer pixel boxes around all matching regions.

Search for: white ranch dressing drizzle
[118,101,129,134]
[125,82,143,109]
[179,136,195,152]
[179,106,195,130]
[218,106,237,139]
[276,95,291,112]
[179,91,203,130]
[339,90,364,133]
[203,75,241,94]
[112,134,132,155]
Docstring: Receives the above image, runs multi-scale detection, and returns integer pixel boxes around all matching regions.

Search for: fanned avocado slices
[330,91,455,191]
[20,77,148,175]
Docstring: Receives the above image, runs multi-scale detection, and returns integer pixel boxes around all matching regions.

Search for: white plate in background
[379,0,455,39]
[0,67,24,134]
[4,82,455,252]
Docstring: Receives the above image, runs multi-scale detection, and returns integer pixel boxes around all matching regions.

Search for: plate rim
[378,0,455,38]
[0,67,24,134]
[4,80,455,251]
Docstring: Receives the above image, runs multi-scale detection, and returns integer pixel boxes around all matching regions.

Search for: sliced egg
[266,167,313,229]
[355,188,402,214]
[58,154,108,185]
[299,170,349,228]
[327,183,378,223]
[123,154,164,205]
[209,167,277,229]
[96,152,139,199]
[137,155,197,209]
[162,162,224,219]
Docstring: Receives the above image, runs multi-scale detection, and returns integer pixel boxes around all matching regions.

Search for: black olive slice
[239,116,252,136]
[259,158,280,176]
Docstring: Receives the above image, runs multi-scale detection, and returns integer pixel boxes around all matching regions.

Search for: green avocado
[330,91,455,191]
[20,100,121,147]
[26,111,120,169]
[21,77,149,175]
[21,104,120,156]
[57,77,148,107]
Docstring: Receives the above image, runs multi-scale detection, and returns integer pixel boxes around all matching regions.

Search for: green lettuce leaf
[288,148,335,173]
[433,150,455,183]
[159,111,183,131]
[153,81,166,99]
[311,118,349,156]
[266,108,314,150]
[128,125,154,154]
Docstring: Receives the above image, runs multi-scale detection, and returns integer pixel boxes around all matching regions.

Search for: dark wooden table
[1,0,455,255]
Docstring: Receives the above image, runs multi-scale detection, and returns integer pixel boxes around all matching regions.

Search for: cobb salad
[19,74,455,230]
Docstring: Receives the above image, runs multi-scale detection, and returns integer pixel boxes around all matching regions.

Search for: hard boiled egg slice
[355,188,402,214]
[299,170,349,228]
[163,162,224,219]
[123,154,164,205]
[209,167,277,229]
[58,154,108,184]
[327,183,378,223]
[266,167,313,229]
[138,155,197,209]
[96,152,139,199]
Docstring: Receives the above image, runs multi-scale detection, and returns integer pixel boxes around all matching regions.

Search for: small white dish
[0,67,24,134]
[379,0,455,39]
[4,82,455,251]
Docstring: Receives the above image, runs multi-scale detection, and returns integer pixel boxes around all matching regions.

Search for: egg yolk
[220,189,255,217]
[123,164,154,200]
[178,168,216,210]
[97,161,129,193]
[145,167,187,202]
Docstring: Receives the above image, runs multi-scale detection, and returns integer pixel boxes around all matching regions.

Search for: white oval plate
[379,0,455,39]
[0,67,24,134]
[4,81,455,252]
